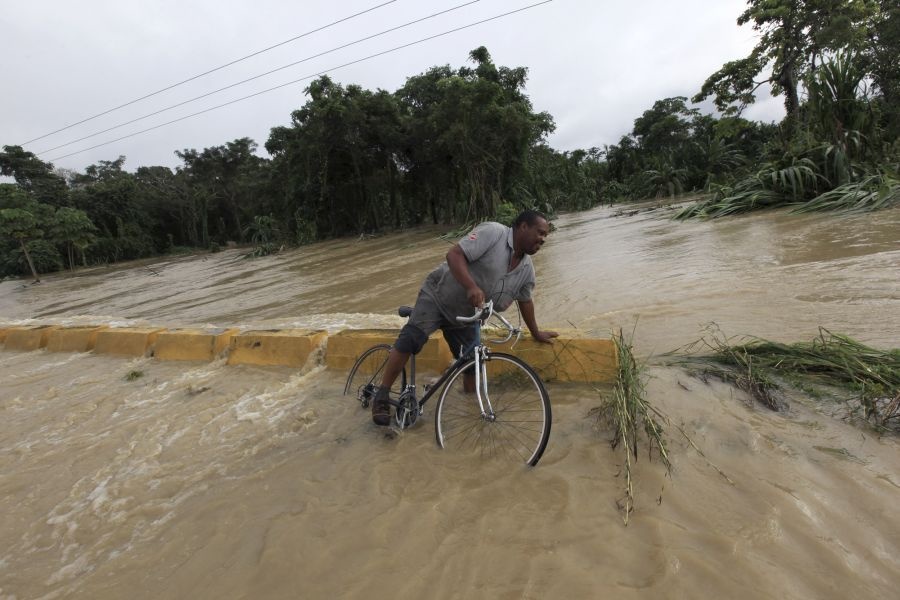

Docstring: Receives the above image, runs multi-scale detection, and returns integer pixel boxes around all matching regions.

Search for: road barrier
[0,324,617,383]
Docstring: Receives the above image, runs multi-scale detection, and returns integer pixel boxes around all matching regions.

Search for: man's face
[520,217,550,255]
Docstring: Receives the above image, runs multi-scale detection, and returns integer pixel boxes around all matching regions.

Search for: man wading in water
[372,209,558,426]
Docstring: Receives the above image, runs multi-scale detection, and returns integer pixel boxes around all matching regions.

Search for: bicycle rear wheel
[343,344,406,408]
[434,352,551,466]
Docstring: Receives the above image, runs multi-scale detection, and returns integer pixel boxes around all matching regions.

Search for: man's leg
[463,371,476,394]
[372,294,438,426]
[442,324,477,394]
[372,347,410,426]
[379,348,410,390]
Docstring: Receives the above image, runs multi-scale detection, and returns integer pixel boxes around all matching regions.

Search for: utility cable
[47,1,552,163]
[36,0,481,156]
[21,0,397,146]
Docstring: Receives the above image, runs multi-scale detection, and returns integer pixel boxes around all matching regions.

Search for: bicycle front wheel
[434,352,551,466]
[343,344,405,408]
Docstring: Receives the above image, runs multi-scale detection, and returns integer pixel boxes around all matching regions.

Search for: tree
[50,207,97,269]
[267,77,404,236]
[0,145,69,206]
[632,97,699,154]
[693,0,875,133]
[397,47,554,223]
[0,204,44,281]
[176,138,268,243]
[862,2,900,138]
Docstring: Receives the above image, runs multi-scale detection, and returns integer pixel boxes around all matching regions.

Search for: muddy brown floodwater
[1,204,899,598]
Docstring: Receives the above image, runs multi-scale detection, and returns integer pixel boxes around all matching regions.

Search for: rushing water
[1,204,898,599]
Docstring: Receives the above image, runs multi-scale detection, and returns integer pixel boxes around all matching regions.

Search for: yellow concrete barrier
[325,329,453,374]
[227,329,327,368]
[46,326,107,353]
[94,327,165,357]
[4,325,59,352]
[324,329,617,383]
[153,328,238,361]
[2,321,618,383]
[493,335,618,383]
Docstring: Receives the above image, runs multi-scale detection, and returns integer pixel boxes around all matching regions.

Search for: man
[372,209,558,426]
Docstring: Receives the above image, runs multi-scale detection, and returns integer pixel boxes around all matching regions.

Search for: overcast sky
[2,0,784,174]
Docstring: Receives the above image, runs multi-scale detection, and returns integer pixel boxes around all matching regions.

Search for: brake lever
[511,328,522,349]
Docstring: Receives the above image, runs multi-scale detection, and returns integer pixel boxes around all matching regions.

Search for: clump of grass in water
[593,330,671,524]
[680,325,900,431]
[593,329,734,524]
[125,370,144,381]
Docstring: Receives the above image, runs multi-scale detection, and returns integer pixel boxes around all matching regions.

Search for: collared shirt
[422,221,536,323]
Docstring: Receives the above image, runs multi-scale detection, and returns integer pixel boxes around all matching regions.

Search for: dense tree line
[1,1,897,279]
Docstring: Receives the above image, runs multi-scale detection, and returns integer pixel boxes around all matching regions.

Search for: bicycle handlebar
[456,300,495,324]
[456,300,521,345]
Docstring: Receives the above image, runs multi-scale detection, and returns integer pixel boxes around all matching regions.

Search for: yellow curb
[2,321,618,383]
[4,325,60,352]
[325,329,453,374]
[46,326,108,353]
[94,327,166,357]
[227,329,327,368]
[153,328,239,361]
[502,337,617,383]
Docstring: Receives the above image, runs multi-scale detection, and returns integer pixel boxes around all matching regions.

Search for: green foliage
[493,202,518,226]
[592,330,671,524]
[294,210,317,246]
[50,207,97,269]
[793,170,900,212]
[694,0,876,131]
[680,326,900,430]
[0,145,68,205]
[243,215,280,257]
[1,239,63,276]
[678,39,900,219]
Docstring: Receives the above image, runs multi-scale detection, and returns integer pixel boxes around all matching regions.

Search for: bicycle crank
[393,396,421,430]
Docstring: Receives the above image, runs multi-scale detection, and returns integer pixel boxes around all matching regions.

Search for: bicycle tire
[343,344,406,409]
[434,352,551,466]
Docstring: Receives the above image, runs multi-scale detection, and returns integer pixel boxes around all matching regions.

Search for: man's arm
[517,299,558,344]
[446,245,484,307]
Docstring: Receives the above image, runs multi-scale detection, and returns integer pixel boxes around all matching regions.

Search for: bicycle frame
[386,301,519,428]
[400,320,482,410]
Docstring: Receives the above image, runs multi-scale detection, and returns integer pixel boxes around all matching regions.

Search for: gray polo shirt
[422,221,536,323]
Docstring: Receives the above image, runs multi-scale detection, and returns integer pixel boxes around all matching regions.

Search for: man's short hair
[513,209,548,228]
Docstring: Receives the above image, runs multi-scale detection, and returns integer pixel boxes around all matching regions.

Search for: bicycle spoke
[436,353,550,466]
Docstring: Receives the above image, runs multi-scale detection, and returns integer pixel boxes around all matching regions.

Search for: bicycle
[343,301,552,466]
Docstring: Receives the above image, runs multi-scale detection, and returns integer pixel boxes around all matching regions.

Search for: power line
[47,1,553,163]
[21,0,397,146]
[35,0,482,156]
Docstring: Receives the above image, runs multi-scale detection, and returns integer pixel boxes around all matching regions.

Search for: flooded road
[2,203,898,353]
[1,204,899,598]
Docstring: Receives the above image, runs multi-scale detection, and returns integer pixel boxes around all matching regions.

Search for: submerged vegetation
[592,330,670,524]
[677,326,900,432]
[594,322,898,522]
[594,330,733,524]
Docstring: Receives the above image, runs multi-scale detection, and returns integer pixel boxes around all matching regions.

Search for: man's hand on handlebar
[466,286,485,308]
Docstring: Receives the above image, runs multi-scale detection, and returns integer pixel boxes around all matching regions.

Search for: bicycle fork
[473,347,496,421]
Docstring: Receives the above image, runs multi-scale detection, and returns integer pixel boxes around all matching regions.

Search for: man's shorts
[394,290,476,359]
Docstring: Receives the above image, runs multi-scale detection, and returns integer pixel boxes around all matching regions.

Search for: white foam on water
[232,364,325,429]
